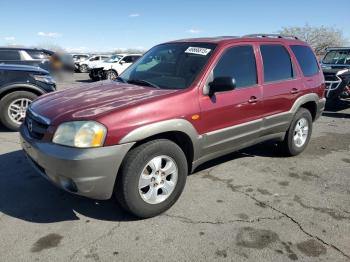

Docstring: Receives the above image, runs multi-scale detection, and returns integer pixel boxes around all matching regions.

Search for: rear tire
[0,91,37,131]
[79,64,88,73]
[280,108,312,156]
[115,139,188,218]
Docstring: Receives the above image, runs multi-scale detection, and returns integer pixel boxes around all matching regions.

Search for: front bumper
[89,68,106,80]
[20,126,134,200]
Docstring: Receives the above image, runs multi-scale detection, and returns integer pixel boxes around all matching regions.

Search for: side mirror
[119,60,125,65]
[207,77,236,96]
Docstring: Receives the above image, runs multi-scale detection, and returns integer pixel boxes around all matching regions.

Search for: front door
[198,44,264,157]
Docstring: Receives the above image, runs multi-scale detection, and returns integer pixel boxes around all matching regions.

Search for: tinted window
[291,45,319,77]
[260,45,294,82]
[0,50,20,60]
[132,56,141,62]
[27,50,49,59]
[213,45,257,88]
[322,49,350,65]
[122,56,133,63]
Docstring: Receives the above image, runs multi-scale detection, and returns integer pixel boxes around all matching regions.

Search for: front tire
[116,139,188,218]
[106,70,118,80]
[0,91,37,131]
[280,108,312,156]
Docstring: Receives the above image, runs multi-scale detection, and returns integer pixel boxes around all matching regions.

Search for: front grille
[25,109,50,140]
[324,75,338,82]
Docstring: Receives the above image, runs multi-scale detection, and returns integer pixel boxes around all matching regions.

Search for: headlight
[33,74,56,85]
[53,121,107,148]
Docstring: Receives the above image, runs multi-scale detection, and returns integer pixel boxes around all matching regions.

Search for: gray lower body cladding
[20,126,134,200]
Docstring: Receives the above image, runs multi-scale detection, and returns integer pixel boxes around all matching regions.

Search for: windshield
[323,50,350,65]
[105,55,122,63]
[119,42,217,89]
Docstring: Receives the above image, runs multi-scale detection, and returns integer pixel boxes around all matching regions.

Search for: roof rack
[243,34,299,40]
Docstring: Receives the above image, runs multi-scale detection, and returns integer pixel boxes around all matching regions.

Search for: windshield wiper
[127,79,160,89]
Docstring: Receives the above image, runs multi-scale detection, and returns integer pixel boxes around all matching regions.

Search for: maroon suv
[20,34,326,218]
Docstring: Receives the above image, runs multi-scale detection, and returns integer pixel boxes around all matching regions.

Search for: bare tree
[280,24,347,55]
[114,48,146,54]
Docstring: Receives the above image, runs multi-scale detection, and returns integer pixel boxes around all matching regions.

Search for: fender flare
[106,68,118,75]
[119,119,202,160]
[0,83,45,98]
[290,93,320,114]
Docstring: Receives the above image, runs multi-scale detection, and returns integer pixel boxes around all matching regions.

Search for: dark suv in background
[0,64,56,131]
[321,47,350,103]
[0,47,53,71]
[0,47,75,74]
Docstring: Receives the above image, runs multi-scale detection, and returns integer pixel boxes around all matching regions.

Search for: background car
[89,54,142,80]
[320,47,350,103]
[0,64,56,131]
[71,54,90,71]
[0,47,52,71]
[89,54,122,80]
[78,55,111,73]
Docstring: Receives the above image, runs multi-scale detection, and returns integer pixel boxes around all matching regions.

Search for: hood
[321,63,350,71]
[30,80,178,124]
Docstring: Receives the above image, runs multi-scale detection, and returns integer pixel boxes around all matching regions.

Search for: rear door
[198,44,264,156]
[258,43,302,134]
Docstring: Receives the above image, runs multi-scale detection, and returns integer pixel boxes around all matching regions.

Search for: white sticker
[185,47,211,56]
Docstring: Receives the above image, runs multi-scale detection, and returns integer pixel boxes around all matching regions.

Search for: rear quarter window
[290,45,319,77]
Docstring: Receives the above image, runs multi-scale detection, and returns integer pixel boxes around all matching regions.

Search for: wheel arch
[119,119,201,172]
[0,84,44,101]
[291,93,319,121]
[107,68,118,75]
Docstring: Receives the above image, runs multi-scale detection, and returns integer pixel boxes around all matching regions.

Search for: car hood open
[30,80,177,124]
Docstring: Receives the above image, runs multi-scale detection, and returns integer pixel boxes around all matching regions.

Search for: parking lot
[0,73,349,261]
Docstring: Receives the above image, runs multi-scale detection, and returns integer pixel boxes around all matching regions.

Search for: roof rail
[243,34,299,40]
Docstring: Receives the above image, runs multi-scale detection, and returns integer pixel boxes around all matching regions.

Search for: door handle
[290,88,299,94]
[248,96,258,103]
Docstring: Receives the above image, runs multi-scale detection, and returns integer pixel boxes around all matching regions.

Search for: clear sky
[0,0,349,52]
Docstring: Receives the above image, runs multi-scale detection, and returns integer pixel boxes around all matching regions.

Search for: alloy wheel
[7,98,32,125]
[138,155,178,204]
[293,117,309,147]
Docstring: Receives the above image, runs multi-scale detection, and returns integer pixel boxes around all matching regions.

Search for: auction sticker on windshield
[185,47,211,56]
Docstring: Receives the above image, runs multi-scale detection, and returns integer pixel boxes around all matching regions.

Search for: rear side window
[27,50,49,59]
[291,45,319,77]
[213,45,257,88]
[0,50,20,60]
[260,45,294,82]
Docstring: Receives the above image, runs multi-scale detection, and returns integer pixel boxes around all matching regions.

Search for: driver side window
[122,56,133,63]
[213,45,257,89]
